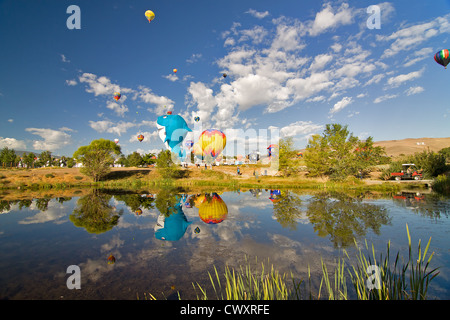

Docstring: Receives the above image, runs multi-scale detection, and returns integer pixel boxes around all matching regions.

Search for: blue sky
[1,0,450,157]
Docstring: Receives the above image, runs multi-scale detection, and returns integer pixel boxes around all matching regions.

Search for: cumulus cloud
[330,96,353,114]
[88,120,135,136]
[373,94,398,104]
[387,69,423,87]
[65,79,77,86]
[0,137,26,150]
[308,3,354,36]
[278,121,324,138]
[405,86,424,96]
[378,13,450,58]
[246,9,269,19]
[25,127,72,151]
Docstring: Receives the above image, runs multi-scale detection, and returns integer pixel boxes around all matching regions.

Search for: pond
[0,188,449,300]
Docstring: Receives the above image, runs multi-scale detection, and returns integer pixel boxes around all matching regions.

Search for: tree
[0,147,17,168]
[156,150,187,179]
[304,123,387,180]
[23,152,36,168]
[73,139,121,182]
[278,137,299,177]
[127,151,143,167]
[142,153,157,166]
[39,151,53,167]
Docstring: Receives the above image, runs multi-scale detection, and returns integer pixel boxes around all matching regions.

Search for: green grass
[149,224,439,300]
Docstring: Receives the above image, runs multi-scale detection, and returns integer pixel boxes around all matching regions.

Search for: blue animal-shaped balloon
[154,204,192,241]
[156,114,192,159]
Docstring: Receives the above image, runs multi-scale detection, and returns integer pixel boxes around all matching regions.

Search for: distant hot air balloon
[167,111,173,115]
[173,68,178,73]
[114,138,119,144]
[114,92,121,101]
[185,139,194,148]
[434,49,450,69]
[199,129,226,160]
[145,10,155,23]
[222,73,227,78]
[194,226,201,234]
[107,254,116,264]
[267,144,278,157]
[194,116,200,122]
[135,208,143,215]
[198,193,228,224]
[137,134,144,142]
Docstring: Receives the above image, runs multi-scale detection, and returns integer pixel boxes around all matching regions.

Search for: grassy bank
[144,225,439,300]
[0,166,433,195]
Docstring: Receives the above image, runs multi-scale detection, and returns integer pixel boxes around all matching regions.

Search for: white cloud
[278,121,324,138]
[164,74,179,82]
[308,3,354,36]
[246,9,269,19]
[405,86,424,96]
[137,86,175,114]
[373,94,398,104]
[387,69,423,87]
[25,128,72,151]
[186,53,202,64]
[309,54,333,71]
[378,13,450,58]
[65,79,77,86]
[330,96,353,114]
[0,137,26,150]
[88,120,135,136]
[106,101,128,117]
[7,119,13,123]
[61,54,70,63]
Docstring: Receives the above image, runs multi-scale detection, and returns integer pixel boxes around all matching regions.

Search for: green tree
[438,147,450,163]
[23,152,36,168]
[304,124,387,180]
[0,147,17,168]
[278,137,299,177]
[127,151,143,167]
[156,150,187,179]
[39,151,53,167]
[70,190,122,234]
[142,153,157,166]
[73,139,121,182]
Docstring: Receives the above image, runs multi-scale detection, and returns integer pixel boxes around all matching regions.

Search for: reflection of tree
[306,192,391,248]
[70,190,122,234]
[155,188,182,217]
[35,198,51,212]
[392,192,450,220]
[272,191,303,230]
[114,193,155,212]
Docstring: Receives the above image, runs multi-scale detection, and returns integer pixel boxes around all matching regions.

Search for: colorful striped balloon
[434,49,450,69]
[199,129,226,159]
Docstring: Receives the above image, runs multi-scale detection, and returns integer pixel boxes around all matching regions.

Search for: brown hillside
[373,137,450,158]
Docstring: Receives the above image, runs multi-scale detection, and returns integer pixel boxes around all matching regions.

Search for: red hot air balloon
[137,134,144,142]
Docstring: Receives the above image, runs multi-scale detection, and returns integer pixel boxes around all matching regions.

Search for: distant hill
[14,150,64,159]
[373,137,450,158]
[297,137,450,158]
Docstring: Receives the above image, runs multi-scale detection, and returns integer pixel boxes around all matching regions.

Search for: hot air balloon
[198,129,226,161]
[114,138,119,144]
[167,111,173,115]
[434,49,450,69]
[193,142,205,160]
[194,226,201,234]
[135,208,143,215]
[198,193,228,224]
[107,254,116,264]
[223,73,227,78]
[114,92,121,101]
[145,10,155,23]
[173,68,178,73]
[137,134,144,142]
[267,144,278,157]
[194,116,200,122]
[184,139,194,148]
[156,114,192,159]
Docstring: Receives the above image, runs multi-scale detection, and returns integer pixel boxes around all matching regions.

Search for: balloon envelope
[114,139,119,144]
[145,10,155,22]
[198,193,228,224]
[114,92,121,101]
[194,116,200,122]
[199,129,226,160]
[434,49,450,68]
[137,134,144,142]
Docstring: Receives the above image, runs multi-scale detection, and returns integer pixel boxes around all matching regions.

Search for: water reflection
[306,191,391,248]
[392,191,450,220]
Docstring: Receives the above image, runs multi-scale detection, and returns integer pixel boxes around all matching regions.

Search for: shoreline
[0,166,434,199]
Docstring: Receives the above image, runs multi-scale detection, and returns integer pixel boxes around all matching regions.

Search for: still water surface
[0,188,449,299]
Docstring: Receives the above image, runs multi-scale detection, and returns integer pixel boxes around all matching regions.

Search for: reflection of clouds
[18,200,69,225]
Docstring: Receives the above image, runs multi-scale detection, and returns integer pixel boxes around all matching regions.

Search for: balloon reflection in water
[154,204,192,241]
[198,193,228,224]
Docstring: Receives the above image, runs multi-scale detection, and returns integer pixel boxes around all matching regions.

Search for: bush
[45,173,55,178]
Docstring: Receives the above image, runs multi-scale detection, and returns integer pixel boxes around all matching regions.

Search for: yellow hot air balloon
[199,129,226,160]
[173,68,178,73]
[145,10,155,23]
[198,193,228,224]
